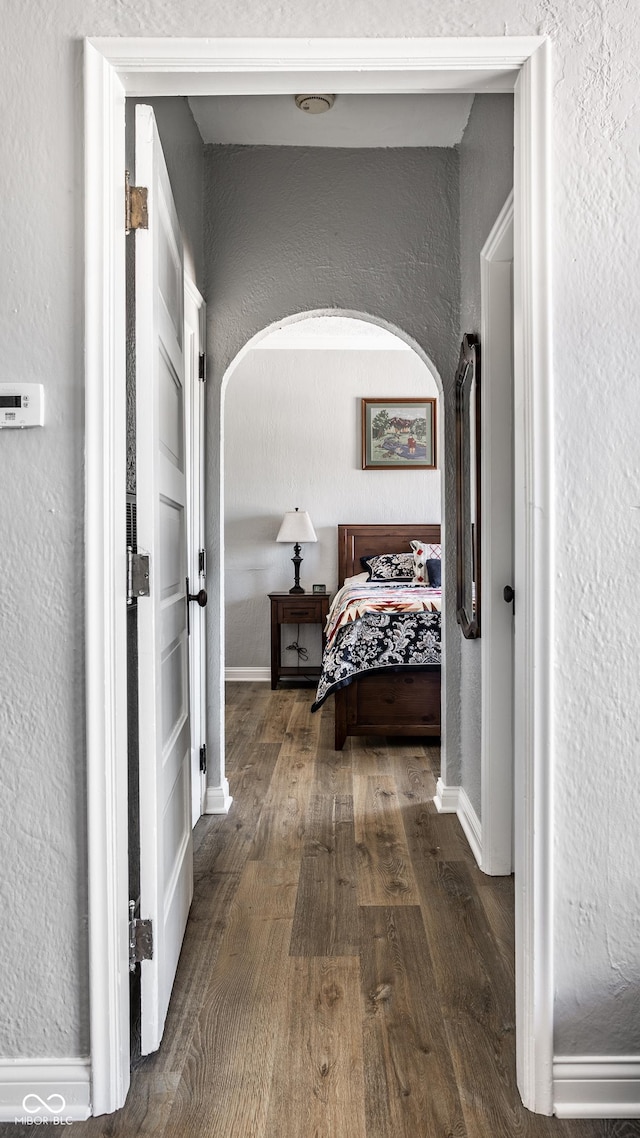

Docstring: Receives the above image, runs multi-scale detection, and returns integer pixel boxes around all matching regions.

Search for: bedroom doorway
[85,36,553,1117]
[220,312,447,764]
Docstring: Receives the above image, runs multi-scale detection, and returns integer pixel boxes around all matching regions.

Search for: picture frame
[312,583,327,594]
[361,397,437,470]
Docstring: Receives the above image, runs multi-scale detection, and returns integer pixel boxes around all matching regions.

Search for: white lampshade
[276,508,317,543]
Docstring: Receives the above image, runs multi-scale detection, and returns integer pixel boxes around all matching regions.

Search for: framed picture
[312,583,327,594]
[361,398,437,470]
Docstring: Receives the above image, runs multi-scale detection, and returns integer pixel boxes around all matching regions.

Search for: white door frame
[480,192,515,875]
[184,275,207,827]
[84,36,553,1115]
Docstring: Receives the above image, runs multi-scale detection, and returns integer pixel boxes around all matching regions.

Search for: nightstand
[268,592,330,689]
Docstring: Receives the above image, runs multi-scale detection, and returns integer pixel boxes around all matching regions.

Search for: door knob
[188,588,208,607]
[186,575,207,607]
[503,585,515,613]
[186,577,207,636]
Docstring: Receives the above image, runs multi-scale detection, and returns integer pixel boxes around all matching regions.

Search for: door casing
[184,275,208,827]
[84,35,554,1116]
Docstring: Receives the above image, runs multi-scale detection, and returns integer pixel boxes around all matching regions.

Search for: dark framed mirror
[455,333,481,639]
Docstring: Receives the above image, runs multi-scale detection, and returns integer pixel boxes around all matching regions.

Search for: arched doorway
[218,308,450,784]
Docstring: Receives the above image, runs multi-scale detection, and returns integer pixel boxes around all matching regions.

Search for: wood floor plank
[195,742,281,874]
[64,1069,183,1138]
[69,874,246,1138]
[256,685,297,742]
[353,773,421,905]
[225,680,271,743]
[250,693,319,865]
[289,793,359,956]
[353,734,393,773]
[314,704,353,795]
[152,870,241,1079]
[161,861,294,1138]
[574,1124,640,1138]
[360,905,467,1138]
[236,856,301,919]
[475,874,516,987]
[264,956,367,1138]
[385,739,439,805]
[411,854,571,1138]
[403,797,478,865]
[226,739,283,814]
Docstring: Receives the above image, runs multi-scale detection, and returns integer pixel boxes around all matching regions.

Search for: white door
[135,104,193,1055]
[480,195,515,875]
[184,277,207,827]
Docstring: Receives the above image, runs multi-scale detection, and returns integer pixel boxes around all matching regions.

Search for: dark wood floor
[21,684,637,1138]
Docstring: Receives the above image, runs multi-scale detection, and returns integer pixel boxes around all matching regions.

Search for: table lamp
[276,508,317,594]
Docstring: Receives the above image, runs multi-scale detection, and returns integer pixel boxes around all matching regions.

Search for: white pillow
[343,571,369,586]
[410,539,442,585]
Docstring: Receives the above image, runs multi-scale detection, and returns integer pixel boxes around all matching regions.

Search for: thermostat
[0,383,44,428]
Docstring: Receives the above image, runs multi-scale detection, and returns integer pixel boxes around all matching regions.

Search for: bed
[312,523,442,750]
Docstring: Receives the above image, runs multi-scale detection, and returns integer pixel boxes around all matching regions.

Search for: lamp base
[290,544,304,594]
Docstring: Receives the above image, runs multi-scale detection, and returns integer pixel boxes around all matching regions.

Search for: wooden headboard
[337,523,441,586]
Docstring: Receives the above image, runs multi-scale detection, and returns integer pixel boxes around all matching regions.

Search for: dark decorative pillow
[426,558,442,588]
[360,551,414,581]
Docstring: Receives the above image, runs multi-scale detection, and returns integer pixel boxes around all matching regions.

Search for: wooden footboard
[334,668,441,749]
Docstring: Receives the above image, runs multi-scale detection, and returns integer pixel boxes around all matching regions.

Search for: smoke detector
[294,94,336,115]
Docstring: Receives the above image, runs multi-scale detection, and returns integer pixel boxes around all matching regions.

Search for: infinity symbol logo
[22,1093,66,1114]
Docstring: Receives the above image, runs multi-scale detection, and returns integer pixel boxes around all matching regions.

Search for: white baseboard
[433,778,459,813]
[553,1056,640,1117]
[0,1057,91,1122]
[225,667,270,682]
[434,778,483,868]
[205,778,233,815]
[457,787,482,868]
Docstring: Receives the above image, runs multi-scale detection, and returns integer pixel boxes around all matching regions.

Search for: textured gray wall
[459,96,514,332]
[1,0,639,1071]
[204,144,461,784]
[458,96,514,819]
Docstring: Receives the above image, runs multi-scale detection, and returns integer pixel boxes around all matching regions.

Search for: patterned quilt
[311,581,442,712]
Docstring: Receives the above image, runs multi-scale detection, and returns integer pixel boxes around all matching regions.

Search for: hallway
[60,684,630,1137]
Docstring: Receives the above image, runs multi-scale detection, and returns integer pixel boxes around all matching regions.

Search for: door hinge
[125,170,149,234]
[127,548,150,604]
[129,901,153,971]
[199,548,207,577]
[199,743,207,774]
[198,353,206,381]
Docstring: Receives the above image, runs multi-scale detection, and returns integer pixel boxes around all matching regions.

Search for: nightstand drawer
[277,600,320,623]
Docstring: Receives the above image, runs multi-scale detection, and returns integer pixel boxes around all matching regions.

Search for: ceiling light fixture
[294,93,336,114]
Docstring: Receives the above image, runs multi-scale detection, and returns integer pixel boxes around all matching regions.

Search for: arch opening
[218,307,449,779]
[221,308,444,399]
